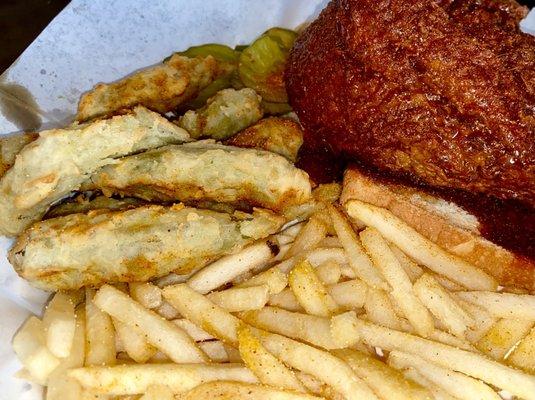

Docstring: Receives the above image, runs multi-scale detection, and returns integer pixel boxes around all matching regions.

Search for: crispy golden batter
[0,132,38,177]
[10,204,284,290]
[45,195,146,219]
[0,106,190,236]
[82,141,311,214]
[77,54,235,122]
[226,117,303,162]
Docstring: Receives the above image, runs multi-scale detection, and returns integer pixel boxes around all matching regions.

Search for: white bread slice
[341,167,534,292]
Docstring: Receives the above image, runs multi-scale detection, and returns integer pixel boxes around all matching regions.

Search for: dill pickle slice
[263,27,297,49]
[178,43,239,63]
[234,44,249,52]
[239,34,294,103]
[181,75,232,110]
[261,100,292,115]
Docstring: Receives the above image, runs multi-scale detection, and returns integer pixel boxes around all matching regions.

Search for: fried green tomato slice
[226,117,303,162]
[82,141,311,214]
[178,88,263,140]
[10,205,285,290]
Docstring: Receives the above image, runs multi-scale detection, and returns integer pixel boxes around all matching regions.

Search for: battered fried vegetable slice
[0,132,38,176]
[0,106,190,236]
[77,54,234,121]
[45,195,146,219]
[178,88,263,140]
[226,117,303,162]
[10,205,285,291]
[178,44,240,63]
[239,28,297,103]
[261,101,292,116]
[82,141,311,214]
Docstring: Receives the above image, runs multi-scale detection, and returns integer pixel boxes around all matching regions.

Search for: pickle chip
[238,28,297,103]
[178,43,240,63]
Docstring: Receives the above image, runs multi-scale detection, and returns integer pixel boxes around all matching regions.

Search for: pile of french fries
[12,198,535,400]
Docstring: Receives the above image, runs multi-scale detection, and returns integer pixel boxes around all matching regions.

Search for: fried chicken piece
[77,54,235,122]
[82,140,311,214]
[0,106,190,236]
[10,205,284,290]
[286,0,535,206]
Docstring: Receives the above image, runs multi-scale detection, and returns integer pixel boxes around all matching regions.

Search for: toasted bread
[341,167,534,292]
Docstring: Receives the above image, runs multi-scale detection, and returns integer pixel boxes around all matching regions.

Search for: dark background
[0,0,534,74]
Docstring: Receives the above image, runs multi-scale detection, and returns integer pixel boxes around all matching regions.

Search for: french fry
[327,279,367,310]
[431,274,465,292]
[328,204,387,288]
[364,287,403,330]
[333,348,432,400]
[12,316,60,385]
[475,318,534,360]
[289,260,339,317]
[282,221,305,239]
[508,326,535,373]
[94,285,207,363]
[172,319,215,342]
[162,283,241,346]
[129,283,162,309]
[223,343,242,363]
[456,291,535,320]
[155,301,181,320]
[257,331,379,400]
[69,363,257,395]
[155,272,194,287]
[458,300,498,343]
[269,288,304,312]
[345,200,497,291]
[179,381,322,400]
[239,306,340,349]
[285,216,328,258]
[207,285,269,312]
[276,247,348,274]
[390,245,423,282]
[42,292,77,358]
[387,350,500,400]
[294,372,331,397]
[315,259,342,285]
[198,341,229,362]
[413,273,473,338]
[112,318,157,363]
[318,236,343,248]
[237,266,288,294]
[402,367,459,400]
[188,241,276,294]
[85,288,116,366]
[140,385,174,400]
[331,312,535,400]
[237,323,306,392]
[360,227,434,337]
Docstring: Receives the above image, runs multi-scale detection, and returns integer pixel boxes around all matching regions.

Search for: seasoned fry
[413,274,473,338]
[140,385,174,400]
[0,106,190,237]
[129,282,162,310]
[237,323,306,392]
[77,54,233,121]
[288,260,339,317]
[94,285,207,363]
[328,205,386,288]
[179,381,321,400]
[226,117,303,161]
[458,299,498,343]
[268,288,303,312]
[188,241,276,294]
[172,319,215,342]
[508,326,535,373]
[162,283,241,345]
[331,312,535,400]
[257,331,379,400]
[83,141,311,214]
[345,200,497,291]
[85,288,116,366]
[112,318,157,363]
[12,317,60,385]
[285,216,328,259]
[207,285,270,312]
[42,292,77,358]
[178,88,263,140]
[155,301,181,320]
[12,206,284,290]
[69,363,257,395]
[198,341,229,362]
[364,287,403,330]
[237,266,288,295]
[360,227,434,337]
[334,348,432,400]
[388,351,500,400]
[239,306,339,349]
[315,260,342,285]
[456,291,535,320]
[328,279,367,310]
[475,318,534,360]
[390,245,424,282]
